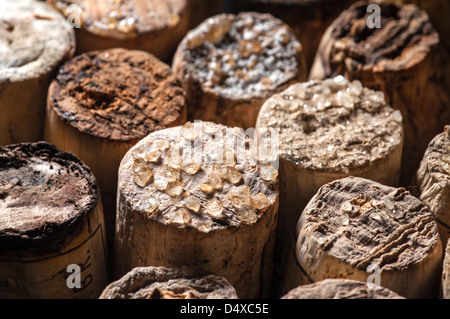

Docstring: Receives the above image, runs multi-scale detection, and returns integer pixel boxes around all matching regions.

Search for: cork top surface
[297,177,440,272]
[0,0,75,83]
[416,126,450,224]
[49,48,186,141]
[100,266,238,299]
[174,12,305,100]
[0,142,98,249]
[118,122,279,233]
[282,279,404,299]
[49,0,186,39]
[256,77,403,173]
[326,0,438,73]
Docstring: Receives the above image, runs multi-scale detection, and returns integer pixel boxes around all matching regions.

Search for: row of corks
[0,0,449,299]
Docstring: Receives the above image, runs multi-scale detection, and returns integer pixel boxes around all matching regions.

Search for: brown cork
[309,0,450,184]
[233,0,358,70]
[416,126,450,247]
[292,176,442,298]
[0,142,97,252]
[100,266,238,299]
[115,122,279,298]
[48,0,189,60]
[282,279,405,299]
[0,0,75,145]
[173,12,307,129]
[48,48,186,142]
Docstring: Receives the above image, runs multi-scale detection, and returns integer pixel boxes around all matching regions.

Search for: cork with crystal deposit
[115,122,279,298]
[48,0,189,59]
[0,0,75,145]
[173,12,307,128]
[416,126,450,247]
[256,76,403,297]
[0,142,107,299]
[309,0,450,183]
[293,176,442,299]
[282,279,404,299]
[100,266,238,299]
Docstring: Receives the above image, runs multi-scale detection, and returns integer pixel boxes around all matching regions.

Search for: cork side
[325,1,438,74]
[118,122,279,233]
[49,0,187,39]
[257,77,403,173]
[0,0,75,83]
[49,48,186,141]
[175,12,305,101]
[416,126,450,226]
[297,176,440,272]
[282,279,405,299]
[0,142,98,251]
[100,266,238,299]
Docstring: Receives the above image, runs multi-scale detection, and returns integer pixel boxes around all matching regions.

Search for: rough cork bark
[282,279,405,299]
[173,12,307,129]
[0,142,108,298]
[45,48,187,260]
[115,122,279,298]
[48,0,190,60]
[233,0,358,70]
[256,77,403,297]
[100,266,238,299]
[443,240,450,299]
[309,0,450,184]
[0,0,75,145]
[416,126,450,248]
[290,176,442,299]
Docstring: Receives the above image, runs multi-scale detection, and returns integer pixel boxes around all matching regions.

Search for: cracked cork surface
[48,48,186,141]
[100,266,238,299]
[0,142,98,251]
[0,0,75,83]
[282,279,404,299]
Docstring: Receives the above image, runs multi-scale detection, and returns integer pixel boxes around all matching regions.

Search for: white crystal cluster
[129,122,276,232]
[258,76,403,171]
[186,13,301,97]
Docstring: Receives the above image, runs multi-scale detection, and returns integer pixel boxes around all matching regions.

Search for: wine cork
[256,76,403,296]
[416,126,450,247]
[309,0,450,184]
[44,48,187,265]
[0,0,75,145]
[282,279,405,299]
[115,122,279,298]
[173,12,307,129]
[444,240,450,299]
[0,142,108,299]
[291,176,442,299]
[233,0,358,70]
[100,266,238,299]
[48,0,189,61]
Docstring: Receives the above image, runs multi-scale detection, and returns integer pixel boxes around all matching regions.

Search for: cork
[256,77,403,296]
[282,279,405,299]
[173,12,307,129]
[45,48,187,265]
[291,176,442,299]
[0,0,75,145]
[0,142,108,298]
[115,122,279,298]
[48,0,189,60]
[100,266,238,299]
[309,0,450,184]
